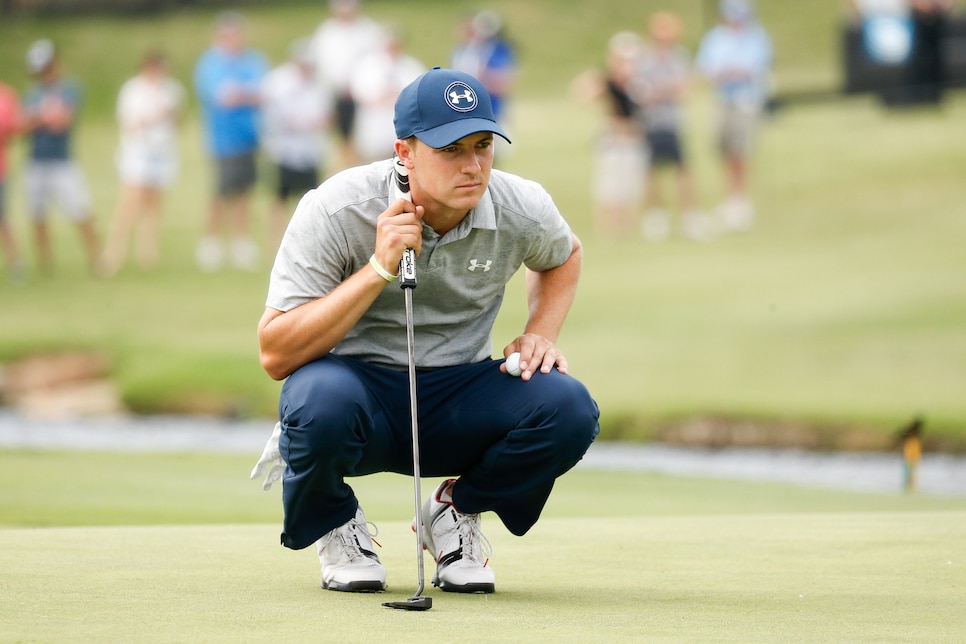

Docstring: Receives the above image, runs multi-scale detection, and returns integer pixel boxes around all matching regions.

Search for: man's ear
[394,138,416,168]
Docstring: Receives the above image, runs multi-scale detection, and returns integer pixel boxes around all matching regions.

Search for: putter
[383,159,432,612]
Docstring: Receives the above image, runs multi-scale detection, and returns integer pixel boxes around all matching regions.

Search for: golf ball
[505,352,522,377]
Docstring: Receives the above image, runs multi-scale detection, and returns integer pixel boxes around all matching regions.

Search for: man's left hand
[501,334,568,381]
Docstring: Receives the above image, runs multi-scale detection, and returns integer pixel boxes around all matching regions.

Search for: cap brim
[414,118,511,149]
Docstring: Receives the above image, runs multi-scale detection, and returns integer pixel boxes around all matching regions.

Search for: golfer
[254,67,599,594]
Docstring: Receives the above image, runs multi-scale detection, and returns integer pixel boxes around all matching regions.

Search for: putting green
[3,512,964,642]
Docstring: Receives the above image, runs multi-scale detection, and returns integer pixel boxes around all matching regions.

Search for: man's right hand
[373,197,423,272]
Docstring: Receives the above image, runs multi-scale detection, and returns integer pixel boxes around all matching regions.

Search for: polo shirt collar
[465,188,497,230]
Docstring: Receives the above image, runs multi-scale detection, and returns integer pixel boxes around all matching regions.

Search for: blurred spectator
[0,80,25,282]
[100,51,185,277]
[908,0,953,104]
[451,11,477,70]
[848,1,914,82]
[450,9,518,145]
[635,11,712,241]
[695,0,772,232]
[261,37,333,253]
[21,39,101,274]
[898,416,924,492]
[349,25,424,164]
[194,11,269,272]
[309,0,383,170]
[570,32,647,236]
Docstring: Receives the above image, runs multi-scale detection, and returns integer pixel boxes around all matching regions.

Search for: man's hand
[502,235,582,381]
[250,422,285,491]
[372,197,423,273]
[500,333,569,381]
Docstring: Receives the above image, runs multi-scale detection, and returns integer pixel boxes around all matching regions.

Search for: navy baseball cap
[394,67,511,149]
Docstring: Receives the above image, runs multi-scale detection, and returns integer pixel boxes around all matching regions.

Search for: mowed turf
[2,514,964,642]
[2,452,965,641]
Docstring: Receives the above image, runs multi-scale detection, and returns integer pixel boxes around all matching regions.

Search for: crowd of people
[0,0,516,282]
[0,0,781,283]
[573,0,773,240]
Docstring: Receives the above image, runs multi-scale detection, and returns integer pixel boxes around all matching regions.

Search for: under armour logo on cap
[446,82,477,112]
[394,67,511,149]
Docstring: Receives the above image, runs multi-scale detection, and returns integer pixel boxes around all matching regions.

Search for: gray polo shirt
[266,159,574,370]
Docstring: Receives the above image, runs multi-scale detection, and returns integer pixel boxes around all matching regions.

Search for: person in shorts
[100,50,185,276]
[194,11,269,271]
[21,39,101,273]
[696,0,772,231]
[349,24,425,164]
[251,68,599,596]
[309,0,384,170]
[570,31,647,236]
[261,38,333,252]
[635,12,712,241]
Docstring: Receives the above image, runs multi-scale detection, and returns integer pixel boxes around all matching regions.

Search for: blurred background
[0,0,964,454]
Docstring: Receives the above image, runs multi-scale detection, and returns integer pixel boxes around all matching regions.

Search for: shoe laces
[322,516,382,563]
[448,511,492,566]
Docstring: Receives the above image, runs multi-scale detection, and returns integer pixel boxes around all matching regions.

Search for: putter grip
[392,155,416,289]
[399,248,417,289]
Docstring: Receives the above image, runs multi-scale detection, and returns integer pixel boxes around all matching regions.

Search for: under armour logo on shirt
[468,259,492,272]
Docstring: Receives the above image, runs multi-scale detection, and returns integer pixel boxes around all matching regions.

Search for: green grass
[2,450,965,641]
[5,451,966,528]
[2,514,964,642]
[1,2,965,446]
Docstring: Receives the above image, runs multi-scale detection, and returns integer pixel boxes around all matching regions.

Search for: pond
[2,410,963,496]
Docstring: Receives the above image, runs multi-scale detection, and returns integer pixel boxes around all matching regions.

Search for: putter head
[382,596,433,611]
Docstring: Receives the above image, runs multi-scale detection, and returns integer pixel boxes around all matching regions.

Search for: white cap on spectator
[26,39,56,74]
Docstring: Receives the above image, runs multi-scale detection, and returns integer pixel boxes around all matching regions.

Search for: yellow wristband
[369,254,398,282]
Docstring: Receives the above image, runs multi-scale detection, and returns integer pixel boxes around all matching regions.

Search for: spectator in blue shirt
[194,11,269,271]
[696,0,772,232]
[450,10,517,159]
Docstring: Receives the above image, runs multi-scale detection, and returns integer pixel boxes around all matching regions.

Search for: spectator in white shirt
[262,38,334,251]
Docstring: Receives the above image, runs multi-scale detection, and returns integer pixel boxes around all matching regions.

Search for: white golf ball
[505,352,522,377]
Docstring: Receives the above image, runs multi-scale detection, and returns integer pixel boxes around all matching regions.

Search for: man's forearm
[257,263,393,380]
[523,235,582,343]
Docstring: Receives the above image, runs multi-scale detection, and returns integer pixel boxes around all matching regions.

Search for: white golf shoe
[419,479,495,593]
[316,505,387,592]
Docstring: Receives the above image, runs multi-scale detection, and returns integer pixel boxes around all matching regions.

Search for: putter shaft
[404,286,427,600]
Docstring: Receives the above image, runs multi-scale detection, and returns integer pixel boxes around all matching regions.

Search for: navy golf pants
[277,354,600,550]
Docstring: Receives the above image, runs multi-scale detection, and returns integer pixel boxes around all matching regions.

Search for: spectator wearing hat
[695,0,772,232]
[21,39,101,273]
